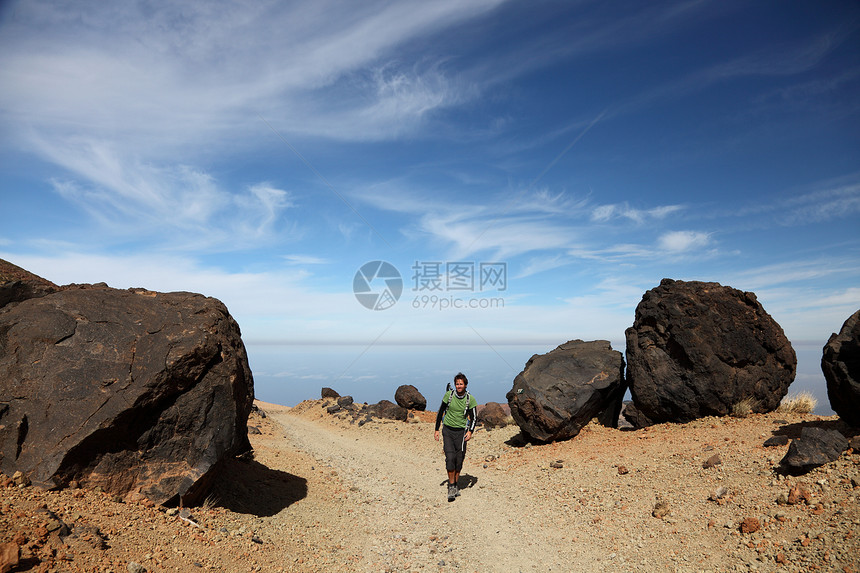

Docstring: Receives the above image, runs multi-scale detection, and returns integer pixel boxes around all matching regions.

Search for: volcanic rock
[506,340,626,442]
[625,279,796,424]
[0,280,254,505]
[821,309,860,426]
[321,387,340,399]
[621,402,654,429]
[477,402,509,428]
[780,427,849,473]
[0,542,20,573]
[394,385,426,411]
[370,400,408,421]
[0,258,58,309]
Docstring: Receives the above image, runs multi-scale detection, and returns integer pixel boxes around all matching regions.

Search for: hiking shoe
[447,484,456,501]
[454,484,460,497]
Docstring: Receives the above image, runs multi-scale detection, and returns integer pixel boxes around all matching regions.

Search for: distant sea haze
[247,342,834,417]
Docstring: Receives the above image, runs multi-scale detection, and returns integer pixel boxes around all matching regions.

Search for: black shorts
[442,425,467,472]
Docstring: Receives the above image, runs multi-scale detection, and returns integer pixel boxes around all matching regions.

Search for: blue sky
[1,1,859,406]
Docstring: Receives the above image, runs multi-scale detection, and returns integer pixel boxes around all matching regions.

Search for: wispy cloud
[37,138,295,249]
[778,180,860,226]
[0,0,506,150]
[590,203,683,223]
[283,254,330,265]
[657,230,711,252]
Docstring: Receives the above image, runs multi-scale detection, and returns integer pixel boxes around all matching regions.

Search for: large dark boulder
[625,279,796,424]
[321,387,340,399]
[369,400,408,421]
[821,309,860,427]
[0,259,58,308]
[506,340,626,442]
[394,384,426,410]
[476,402,510,428]
[0,281,254,505]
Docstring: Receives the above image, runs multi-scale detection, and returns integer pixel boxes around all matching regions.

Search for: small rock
[709,486,728,501]
[0,542,20,573]
[703,454,722,469]
[11,471,30,487]
[128,563,147,573]
[617,465,629,475]
[787,485,812,505]
[780,427,849,473]
[740,517,760,534]
[652,500,670,519]
[550,461,564,469]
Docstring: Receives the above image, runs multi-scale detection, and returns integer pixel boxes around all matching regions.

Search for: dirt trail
[262,401,860,573]
[270,408,597,572]
[1,399,858,572]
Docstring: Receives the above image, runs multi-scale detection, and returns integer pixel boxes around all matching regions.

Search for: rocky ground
[1,399,859,573]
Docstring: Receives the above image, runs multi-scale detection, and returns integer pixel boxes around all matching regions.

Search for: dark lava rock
[477,402,510,428]
[336,395,354,408]
[821,309,860,427]
[506,340,626,443]
[620,401,654,429]
[394,384,426,411]
[370,400,408,421]
[780,427,849,473]
[0,258,58,309]
[625,279,796,424]
[321,387,340,399]
[0,280,254,505]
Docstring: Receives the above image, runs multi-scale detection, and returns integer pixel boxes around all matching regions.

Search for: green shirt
[441,390,478,430]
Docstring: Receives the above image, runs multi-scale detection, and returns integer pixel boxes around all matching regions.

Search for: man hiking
[434,372,477,502]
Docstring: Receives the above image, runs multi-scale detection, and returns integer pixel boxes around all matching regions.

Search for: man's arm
[434,400,448,430]
[465,401,477,433]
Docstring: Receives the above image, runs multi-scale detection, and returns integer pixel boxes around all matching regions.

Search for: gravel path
[270,408,596,572]
[267,400,860,573]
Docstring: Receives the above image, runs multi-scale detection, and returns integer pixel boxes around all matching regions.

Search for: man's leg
[442,427,459,501]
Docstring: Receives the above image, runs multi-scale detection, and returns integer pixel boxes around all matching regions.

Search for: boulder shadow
[209,457,307,517]
[771,418,859,440]
[504,431,551,448]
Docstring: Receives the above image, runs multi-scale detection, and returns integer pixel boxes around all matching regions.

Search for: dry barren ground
[1,399,858,573]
